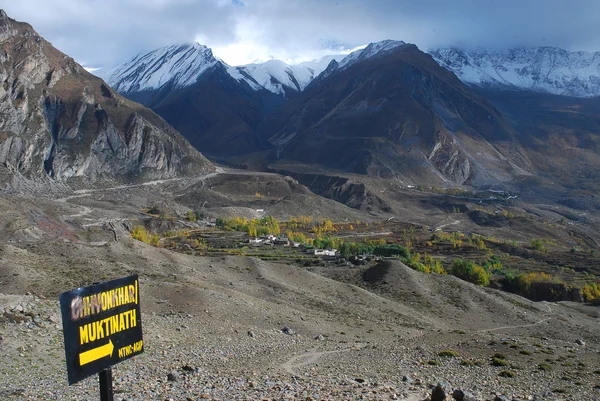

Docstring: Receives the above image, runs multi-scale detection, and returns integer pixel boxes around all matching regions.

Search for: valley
[1,173,600,400]
[1,7,600,401]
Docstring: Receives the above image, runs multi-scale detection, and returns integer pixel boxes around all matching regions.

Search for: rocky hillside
[430,47,600,98]
[260,44,533,186]
[0,10,214,184]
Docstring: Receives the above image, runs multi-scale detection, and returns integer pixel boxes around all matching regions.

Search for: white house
[314,249,337,257]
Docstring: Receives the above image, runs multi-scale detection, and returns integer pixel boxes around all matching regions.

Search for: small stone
[314,334,324,341]
[402,375,413,384]
[453,389,477,401]
[281,326,294,335]
[247,330,255,338]
[494,396,510,401]
[576,339,586,346]
[432,382,451,401]
[182,365,194,372]
[354,378,365,384]
[167,371,179,382]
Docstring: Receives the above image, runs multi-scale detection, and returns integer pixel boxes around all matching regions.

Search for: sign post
[59,275,144,394]
[99,368,114,401]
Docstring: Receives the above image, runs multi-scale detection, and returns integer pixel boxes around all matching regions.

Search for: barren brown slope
[260,44,532,187]
[0,10,213,184]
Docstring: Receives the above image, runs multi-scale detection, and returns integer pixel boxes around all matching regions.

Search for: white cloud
[3,0,600,68]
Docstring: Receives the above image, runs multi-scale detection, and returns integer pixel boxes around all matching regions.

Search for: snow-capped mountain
[96,40,408,97]
[429,47,600,98]
[337,40,406,70]
[228,55,344,95]
[96,43,219,94]
[96,43,346,96]
[313,40,407,82]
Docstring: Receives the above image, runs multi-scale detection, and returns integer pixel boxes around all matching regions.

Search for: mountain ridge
[95,40,411,97]
[430,46,600,98]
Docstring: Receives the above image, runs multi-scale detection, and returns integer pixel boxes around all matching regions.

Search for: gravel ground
[1,194,600,401]
[1,287,599,401]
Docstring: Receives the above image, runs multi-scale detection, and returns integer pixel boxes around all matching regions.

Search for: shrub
[484,255,503,271]
[538,363,552,371]
[451,259,490,286]
[147,206,163,215]
[130,226,159,246]
[519,350,532,355]
[492,357,509,367]
[531,238,547,251]
[499,370,516,378]
[186,210,197,222]
[439,349,460,358]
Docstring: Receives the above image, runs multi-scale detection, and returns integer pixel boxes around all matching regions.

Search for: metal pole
[99,368,114,401]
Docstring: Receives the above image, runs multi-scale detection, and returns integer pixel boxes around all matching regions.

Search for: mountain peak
[96,42,220,94]
[336,39,408,70]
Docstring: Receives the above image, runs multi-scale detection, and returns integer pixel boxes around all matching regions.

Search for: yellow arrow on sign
[79,339,114,366]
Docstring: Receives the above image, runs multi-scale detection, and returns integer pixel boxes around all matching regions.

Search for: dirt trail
[67,205,92,218]
[55,170,223,203]
[280,343,368,375]
[435,218,460,231]
[477,317,552,333]
[476,303,553,333]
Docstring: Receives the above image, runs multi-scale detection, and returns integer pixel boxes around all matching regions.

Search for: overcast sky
[4,0,600,67]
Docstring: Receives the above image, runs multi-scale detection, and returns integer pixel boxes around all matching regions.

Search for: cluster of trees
[309,219,336,237]
[216,216,281,237]
[284,230,308,244]
[502,271,558,293]
[403,253,446,274]
[581,282,600,302]
[339,242,409,259]
[287,216,314,228]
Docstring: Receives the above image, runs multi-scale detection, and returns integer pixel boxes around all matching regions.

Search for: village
[246,234,340,260]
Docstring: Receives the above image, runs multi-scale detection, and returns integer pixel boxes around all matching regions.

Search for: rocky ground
[0,179,599,401]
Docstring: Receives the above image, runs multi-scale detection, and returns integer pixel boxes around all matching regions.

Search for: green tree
[451,259,490,286]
